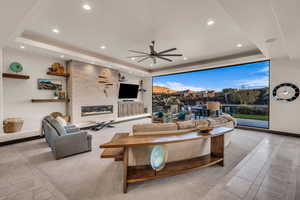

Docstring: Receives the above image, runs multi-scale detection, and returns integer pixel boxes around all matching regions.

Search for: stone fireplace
[81,105,113,117]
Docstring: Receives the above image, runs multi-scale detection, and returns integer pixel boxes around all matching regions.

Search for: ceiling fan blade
[138,56,150,63]
[157,56,172,62]
[158,48,177,54]
[128,50,149,55]
[127,55,149,58]
[159,54,183,57]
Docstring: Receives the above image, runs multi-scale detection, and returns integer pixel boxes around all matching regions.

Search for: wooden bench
[100,133,129,161]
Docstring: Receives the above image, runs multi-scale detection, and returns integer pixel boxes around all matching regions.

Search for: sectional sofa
[127,114,236,166]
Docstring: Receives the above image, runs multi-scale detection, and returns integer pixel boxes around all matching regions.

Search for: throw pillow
[56,116,67,127]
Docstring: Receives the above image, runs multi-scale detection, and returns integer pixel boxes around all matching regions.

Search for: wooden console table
[100,127,233,193]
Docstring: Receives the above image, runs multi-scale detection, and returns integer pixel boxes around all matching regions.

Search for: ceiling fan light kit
[128,41,183,64]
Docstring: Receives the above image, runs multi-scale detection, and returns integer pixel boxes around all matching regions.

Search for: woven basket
[3,118,24,133]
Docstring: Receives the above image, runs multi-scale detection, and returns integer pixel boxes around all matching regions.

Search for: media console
[118,101,144,118]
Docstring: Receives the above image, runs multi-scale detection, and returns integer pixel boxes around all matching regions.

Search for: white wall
[1,48,66,141]
[270,58,300,134]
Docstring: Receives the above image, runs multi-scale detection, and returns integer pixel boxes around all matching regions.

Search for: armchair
[42,116,92,159]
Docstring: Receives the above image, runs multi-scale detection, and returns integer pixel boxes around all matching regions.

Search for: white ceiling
[20,0,258,70]
[1,0,300,75]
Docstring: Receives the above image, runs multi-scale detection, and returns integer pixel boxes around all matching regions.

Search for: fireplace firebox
[81,105,113,117]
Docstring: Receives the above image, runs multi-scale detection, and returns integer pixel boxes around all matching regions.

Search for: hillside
[153,85,177,94]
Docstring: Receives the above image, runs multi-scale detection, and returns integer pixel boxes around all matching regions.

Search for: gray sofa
[42,116,92,159]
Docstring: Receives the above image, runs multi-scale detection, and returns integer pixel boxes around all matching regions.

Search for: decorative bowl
[198,126,214,133]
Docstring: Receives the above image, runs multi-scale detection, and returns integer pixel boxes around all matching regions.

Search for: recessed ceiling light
[20,45,25,49]
[236,43,243,48]
[52,28,60,34]
[60,55,65,58]
[100,45,106,49]
[131,57,136,61]
[207,19,215,26]
[82,4,91,10]
[183,57,188,60]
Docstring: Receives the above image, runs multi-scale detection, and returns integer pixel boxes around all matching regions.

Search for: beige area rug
[1,119,266,200]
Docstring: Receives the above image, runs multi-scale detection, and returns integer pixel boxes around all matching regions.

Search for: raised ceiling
[2,0,300,75]
[21,0,258,71]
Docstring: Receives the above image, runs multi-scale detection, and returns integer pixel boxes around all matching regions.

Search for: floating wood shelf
[2,73,30,79]
[31,99,67,103]
[46,72,70,77]
[98,75,107,78]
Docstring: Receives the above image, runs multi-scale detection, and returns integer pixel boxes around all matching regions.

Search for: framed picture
[37,79,63,90]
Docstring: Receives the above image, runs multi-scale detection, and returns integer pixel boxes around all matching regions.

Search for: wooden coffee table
[100,127,233,193]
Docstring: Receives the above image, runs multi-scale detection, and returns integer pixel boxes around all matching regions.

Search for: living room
[1,0,300,200]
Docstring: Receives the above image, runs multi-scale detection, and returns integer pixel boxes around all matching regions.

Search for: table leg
[123,147,128,193]
[211,134,224,167]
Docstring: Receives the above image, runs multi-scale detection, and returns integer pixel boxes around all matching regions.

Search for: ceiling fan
[128,41,183,64]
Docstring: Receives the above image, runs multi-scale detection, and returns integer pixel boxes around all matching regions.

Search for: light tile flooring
[0,119,299,200]
[204,132,300,200]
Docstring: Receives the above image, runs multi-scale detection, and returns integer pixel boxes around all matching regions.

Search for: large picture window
[152,60,270,128]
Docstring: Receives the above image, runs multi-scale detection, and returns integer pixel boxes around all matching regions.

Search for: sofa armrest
[52,131,92,159]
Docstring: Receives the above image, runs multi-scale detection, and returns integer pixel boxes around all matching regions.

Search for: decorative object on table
[198,126,214,133]
[150,145,168,171]
[272,83,300,102]
[48,63,65,75]
[3,118,24,133]
[38,79,63,90]
[207,101,221,117]
[128,41,183,64]
[118,73,127,82]
[9,62,23,73]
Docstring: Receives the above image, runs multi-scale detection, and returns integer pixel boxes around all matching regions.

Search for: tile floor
[0,119,299,200]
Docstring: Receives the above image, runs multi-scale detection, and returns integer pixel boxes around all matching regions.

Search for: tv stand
[118,101,144,117]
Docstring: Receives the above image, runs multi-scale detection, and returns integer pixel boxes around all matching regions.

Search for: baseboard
[236,126,300,138]
[0,135,44,147]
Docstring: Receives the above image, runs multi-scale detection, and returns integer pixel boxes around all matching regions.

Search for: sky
[153,61,270,92]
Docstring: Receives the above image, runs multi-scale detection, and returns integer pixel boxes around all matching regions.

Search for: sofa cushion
[194,120,209,128]
[48,118,67,136]
[176,120,196,130]
[133,123,178,136]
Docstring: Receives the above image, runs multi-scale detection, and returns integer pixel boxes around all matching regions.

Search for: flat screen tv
[118,83,139,99]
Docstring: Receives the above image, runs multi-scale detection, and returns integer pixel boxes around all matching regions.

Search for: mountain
[153,86,177,94]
